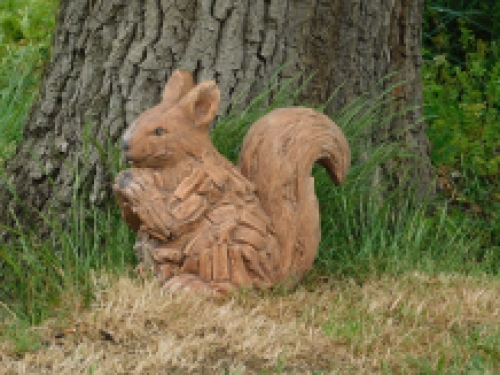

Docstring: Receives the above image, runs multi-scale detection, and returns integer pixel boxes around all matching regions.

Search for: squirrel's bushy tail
[239,107,350,284]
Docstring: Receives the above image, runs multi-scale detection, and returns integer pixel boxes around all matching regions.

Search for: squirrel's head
[122,70,220,168]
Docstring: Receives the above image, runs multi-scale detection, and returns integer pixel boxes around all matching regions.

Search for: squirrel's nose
[122,139,129,152]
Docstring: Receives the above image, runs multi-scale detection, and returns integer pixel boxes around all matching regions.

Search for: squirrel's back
[239,107,350,283]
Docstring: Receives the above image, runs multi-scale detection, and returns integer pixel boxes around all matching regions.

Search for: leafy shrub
[423,0,500,63]
[423,3,500,252]
[423,37,500,177]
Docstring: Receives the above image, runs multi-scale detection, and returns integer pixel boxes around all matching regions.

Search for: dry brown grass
[1,271,499,374]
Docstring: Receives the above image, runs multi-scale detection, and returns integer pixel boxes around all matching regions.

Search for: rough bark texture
[0,0,433,236]
[112,70,350,294]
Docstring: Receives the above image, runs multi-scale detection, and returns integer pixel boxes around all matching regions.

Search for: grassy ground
[0,1,499,374]
[1,272,499,374]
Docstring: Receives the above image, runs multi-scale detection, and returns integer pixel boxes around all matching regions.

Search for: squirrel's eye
[155,127,164,136]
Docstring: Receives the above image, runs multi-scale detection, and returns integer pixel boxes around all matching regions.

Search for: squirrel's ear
[179,81,220,129]
[161,70,195,108]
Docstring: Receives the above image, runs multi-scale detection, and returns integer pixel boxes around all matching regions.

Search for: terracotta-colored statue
[113,70,350,296]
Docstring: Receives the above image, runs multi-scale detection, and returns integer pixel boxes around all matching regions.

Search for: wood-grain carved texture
[112,70,350,293]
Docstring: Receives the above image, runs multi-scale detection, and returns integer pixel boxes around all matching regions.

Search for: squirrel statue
[113,70,350,296]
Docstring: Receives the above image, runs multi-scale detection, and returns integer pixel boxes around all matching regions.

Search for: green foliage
[0,0,59,163]
[0,0,58,81]
[423,0,500,63]
[0,0,58,46]
[423,38,500,177]
[423,2,500,253]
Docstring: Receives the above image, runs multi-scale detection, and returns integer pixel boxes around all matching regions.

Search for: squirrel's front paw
[114,169,159,203]
[116,169,135,189]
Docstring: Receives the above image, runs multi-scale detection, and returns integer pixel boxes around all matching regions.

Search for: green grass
[0,0,59,163]
[405,326,500,374]
[0,0,499,371]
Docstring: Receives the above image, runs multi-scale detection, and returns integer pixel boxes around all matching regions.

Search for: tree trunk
[0,0,434,235]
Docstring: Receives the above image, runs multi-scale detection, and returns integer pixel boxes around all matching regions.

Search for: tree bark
[0,0,434,235]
